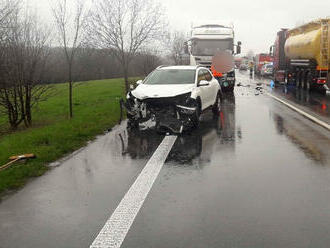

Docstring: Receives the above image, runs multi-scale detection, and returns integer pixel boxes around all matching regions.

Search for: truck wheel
[296,72,300,88]
[300,74,305,89]
[306,73,312,91]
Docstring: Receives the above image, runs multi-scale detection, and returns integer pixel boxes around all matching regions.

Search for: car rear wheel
[212,92,222,116]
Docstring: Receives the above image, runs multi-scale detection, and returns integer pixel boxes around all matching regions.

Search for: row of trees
[0,1,52,129]
[0,0,186,130]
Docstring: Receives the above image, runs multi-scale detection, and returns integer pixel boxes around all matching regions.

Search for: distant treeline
[43,47,163,84]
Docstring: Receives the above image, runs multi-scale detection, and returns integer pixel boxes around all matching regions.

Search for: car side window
[204,69,212,81]
[197,69,205,83]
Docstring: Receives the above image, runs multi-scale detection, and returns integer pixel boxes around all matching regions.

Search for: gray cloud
[28,0,330,55]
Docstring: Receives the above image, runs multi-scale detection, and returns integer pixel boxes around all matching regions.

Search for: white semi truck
[184,22,241,92]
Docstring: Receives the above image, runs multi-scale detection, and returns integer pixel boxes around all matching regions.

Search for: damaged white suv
[124,65,222,133]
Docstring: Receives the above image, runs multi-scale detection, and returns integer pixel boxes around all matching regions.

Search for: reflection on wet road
[253,73,330,123]
[0,124,162,248]
[1,71,330,248]
[121,73,330,248]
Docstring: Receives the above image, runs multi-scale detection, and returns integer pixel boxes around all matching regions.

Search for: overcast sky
[28,0,330,55]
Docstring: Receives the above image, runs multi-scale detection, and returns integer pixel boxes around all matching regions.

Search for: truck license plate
[227,77,234,81]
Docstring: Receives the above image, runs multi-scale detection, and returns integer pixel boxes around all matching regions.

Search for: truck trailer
[254,53,273,75]
[271,18,329,93]
[184,22,241,92]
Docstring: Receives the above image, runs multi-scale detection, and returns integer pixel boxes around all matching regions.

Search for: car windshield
[143,69,196,85]
[191,39,233,56]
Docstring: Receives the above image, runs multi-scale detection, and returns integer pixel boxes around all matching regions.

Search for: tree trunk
[69,81,73,118]
[68,64,73,119]
[124,67,129,94]
[25,84,32,127]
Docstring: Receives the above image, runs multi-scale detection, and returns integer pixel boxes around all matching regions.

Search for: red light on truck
[322,104,327,110]
[317,79,326,84]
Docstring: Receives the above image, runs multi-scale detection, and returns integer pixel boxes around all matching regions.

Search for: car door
[202,69,217,108]
[197,69,209,110]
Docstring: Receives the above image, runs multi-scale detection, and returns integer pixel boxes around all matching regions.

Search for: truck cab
[270,29,288,84]
[185,23,241,92]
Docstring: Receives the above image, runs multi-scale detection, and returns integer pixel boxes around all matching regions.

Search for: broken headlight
[176,105,196,115]
[127,91,134,100]
[175,93,197,115]
[173,92,192,105]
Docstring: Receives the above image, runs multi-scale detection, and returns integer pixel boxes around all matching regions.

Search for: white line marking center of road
[90,135,177,248]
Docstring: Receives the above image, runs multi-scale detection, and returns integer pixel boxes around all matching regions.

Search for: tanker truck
[270,18,329,93]
[184,22,241,92]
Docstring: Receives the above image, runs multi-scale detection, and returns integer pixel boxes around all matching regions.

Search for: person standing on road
[249,61,254,78]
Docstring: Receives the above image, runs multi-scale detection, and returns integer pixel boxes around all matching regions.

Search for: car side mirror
[198,80,209,87]
[136,80,142,85]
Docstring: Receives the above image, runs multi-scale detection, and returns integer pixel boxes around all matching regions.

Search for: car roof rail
[156,65,167,69]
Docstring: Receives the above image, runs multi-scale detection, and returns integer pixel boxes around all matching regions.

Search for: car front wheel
[191,101,201,128]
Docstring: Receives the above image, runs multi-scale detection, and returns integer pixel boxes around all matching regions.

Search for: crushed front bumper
[122,98,197,134]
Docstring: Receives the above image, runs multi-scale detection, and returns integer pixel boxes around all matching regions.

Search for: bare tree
[51,0,87,118]
[136,49,162,76]
[87,0,165,93]
[246,50,255,60]
[167,31,186,65]
[0,6,52,129]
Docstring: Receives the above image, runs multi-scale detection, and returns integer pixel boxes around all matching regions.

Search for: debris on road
[49,162,61,167]
[237,82,251,87]
[0,154,36,172]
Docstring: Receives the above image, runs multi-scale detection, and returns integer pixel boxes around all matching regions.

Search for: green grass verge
[0,78,128,195]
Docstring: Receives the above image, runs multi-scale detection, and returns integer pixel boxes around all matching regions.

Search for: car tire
[127,113,139,129]
[191,101,201,128]
[127,119,139,129]
[212,92,222,116]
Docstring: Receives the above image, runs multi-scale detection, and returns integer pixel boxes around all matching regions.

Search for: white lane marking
[90,135,177,248]
[266,92,330,131]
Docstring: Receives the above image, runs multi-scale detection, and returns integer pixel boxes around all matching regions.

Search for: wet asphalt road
[1,71,330,248]
[253,73,330,124]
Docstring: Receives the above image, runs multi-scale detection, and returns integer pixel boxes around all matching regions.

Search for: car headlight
[127,91,136,100]
[173,92,191,105]
[176,105,196,115]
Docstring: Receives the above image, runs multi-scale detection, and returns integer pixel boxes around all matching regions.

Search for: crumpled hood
[131,84,195,99]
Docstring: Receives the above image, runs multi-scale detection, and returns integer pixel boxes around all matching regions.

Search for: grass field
[0,78,127,196]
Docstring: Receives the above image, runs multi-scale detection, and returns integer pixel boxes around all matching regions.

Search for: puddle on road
[272,113,329,165]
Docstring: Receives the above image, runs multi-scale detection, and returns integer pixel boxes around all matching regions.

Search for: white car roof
[158,65,199,70]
